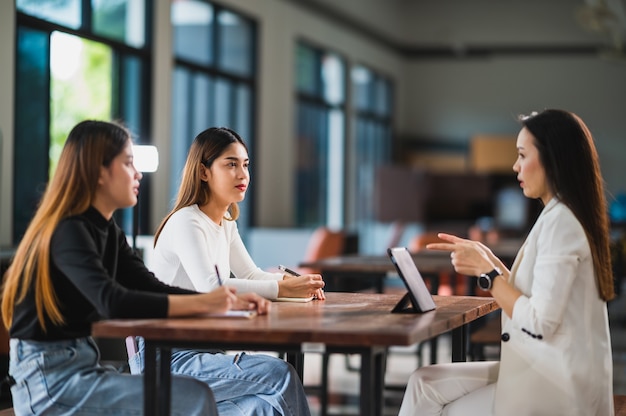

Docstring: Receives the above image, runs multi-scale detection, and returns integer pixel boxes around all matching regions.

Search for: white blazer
[494,198,614,415]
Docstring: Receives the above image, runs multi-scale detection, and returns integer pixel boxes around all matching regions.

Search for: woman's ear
[97,165,108,186]
[199,163,210,182]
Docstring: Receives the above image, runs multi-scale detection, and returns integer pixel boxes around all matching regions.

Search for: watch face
[478,274,491,290]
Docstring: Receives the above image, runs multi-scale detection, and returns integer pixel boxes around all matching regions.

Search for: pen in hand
[279,264,321,300]
[278,264,301,277]
[215,264,223,286]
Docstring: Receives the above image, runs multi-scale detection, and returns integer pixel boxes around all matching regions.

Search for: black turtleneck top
[10,207,195,340]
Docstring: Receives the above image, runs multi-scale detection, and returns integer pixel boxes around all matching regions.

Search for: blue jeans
[9,337,217,415]
[129,338,311,416]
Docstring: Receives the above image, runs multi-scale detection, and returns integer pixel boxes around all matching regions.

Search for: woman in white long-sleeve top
[399,109,615,416]
[151,127,325,300]
[129,127,317,416]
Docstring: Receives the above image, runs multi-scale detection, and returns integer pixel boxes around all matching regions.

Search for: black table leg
[286,352,304,381]
[451,325,468,362]
[429,337,438,364]
[143,343,157,416]
[158,347,172,415]
[360,348,386,416]
[144,342,172,416]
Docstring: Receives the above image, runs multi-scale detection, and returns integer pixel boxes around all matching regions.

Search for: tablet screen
[388,247,436,313]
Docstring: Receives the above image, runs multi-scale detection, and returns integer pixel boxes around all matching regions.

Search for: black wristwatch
[477,267,502,291]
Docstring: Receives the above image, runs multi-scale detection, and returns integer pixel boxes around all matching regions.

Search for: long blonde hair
[2,120,131,330]
[154,127,248,245]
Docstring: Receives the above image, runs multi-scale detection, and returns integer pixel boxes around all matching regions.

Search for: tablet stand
[391,292,421,313]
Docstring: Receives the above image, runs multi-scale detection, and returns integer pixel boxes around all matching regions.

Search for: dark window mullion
[187,70,197,139]
[111,51,122,120]
[175,58,250,85]
[213,6,222,72]
[82,0,92,32]
[229,80,238,127]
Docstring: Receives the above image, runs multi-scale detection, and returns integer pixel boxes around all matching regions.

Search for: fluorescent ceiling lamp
[133,145,159,173]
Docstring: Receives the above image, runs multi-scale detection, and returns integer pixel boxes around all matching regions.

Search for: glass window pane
[92,0,146,48]
[296,103,328,226]
[234,84,251,140]
[295,43,317,95]
[170,67,192,203]
[322,54,344,105]
[374,77,391,116]
[120,55,143,136]
[213,78,233,127]
[50,32,112,176]
[234,85,252,235]
[352,65,371,111]
[192,74,213,134]
[172,0,213,65]
[14,26,50,242]
[217,10,253,76]
[327,109,344,228]
[17,0,81,29]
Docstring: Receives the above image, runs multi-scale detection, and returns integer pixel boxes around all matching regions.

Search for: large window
[14,0,151,242]
[351,65,393,253]
[170,0,256,231]
[294,42,346,228]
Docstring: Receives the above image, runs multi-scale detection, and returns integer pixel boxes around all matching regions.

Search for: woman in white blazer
[399,109,615,416]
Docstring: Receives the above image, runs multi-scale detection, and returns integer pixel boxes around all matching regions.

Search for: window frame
[13,2,154,242]
[294,39,348,228]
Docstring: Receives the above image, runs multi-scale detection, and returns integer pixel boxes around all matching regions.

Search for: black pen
[215,264,223,286]
[278,264,301,277]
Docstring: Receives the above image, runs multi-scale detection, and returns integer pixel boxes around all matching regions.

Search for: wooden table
[92,292,498,416]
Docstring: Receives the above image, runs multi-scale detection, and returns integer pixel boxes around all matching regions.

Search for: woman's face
[94,140,142,218]
[513,127,553,205]
[203,142,249,206]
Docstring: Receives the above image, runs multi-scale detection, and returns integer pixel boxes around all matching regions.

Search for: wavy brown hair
[154,127,248,245]
[2,120,131,330]
[521,109,614,301]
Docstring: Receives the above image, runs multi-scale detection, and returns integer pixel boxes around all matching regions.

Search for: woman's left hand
[235,292,271,315]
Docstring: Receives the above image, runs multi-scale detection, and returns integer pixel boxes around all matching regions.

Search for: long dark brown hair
[521,109,614,301]
[2,120,131,330]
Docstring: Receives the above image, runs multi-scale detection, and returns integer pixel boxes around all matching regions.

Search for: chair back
[303,227,346,262]
[408,231,444,253]
[298,227,346,274]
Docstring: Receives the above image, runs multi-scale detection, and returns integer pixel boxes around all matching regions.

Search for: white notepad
[205,310,257,318]
[274,296,315,303]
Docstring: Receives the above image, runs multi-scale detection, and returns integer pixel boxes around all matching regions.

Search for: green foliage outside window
[49,32,112,176]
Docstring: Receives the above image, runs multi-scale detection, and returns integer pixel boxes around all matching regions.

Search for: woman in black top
[1,120,272,415]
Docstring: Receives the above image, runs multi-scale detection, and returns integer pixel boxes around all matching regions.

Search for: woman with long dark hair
[2,120,271,415]
[399,109,614,415]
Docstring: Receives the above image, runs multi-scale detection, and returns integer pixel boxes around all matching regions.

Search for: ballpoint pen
[215,264,223,286]
[278,264,301,277]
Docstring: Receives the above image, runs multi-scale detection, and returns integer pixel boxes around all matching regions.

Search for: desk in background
[299,238,522,293]
[93,292,499,416]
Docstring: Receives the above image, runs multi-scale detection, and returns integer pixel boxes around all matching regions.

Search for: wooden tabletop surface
[92,292,499,348]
